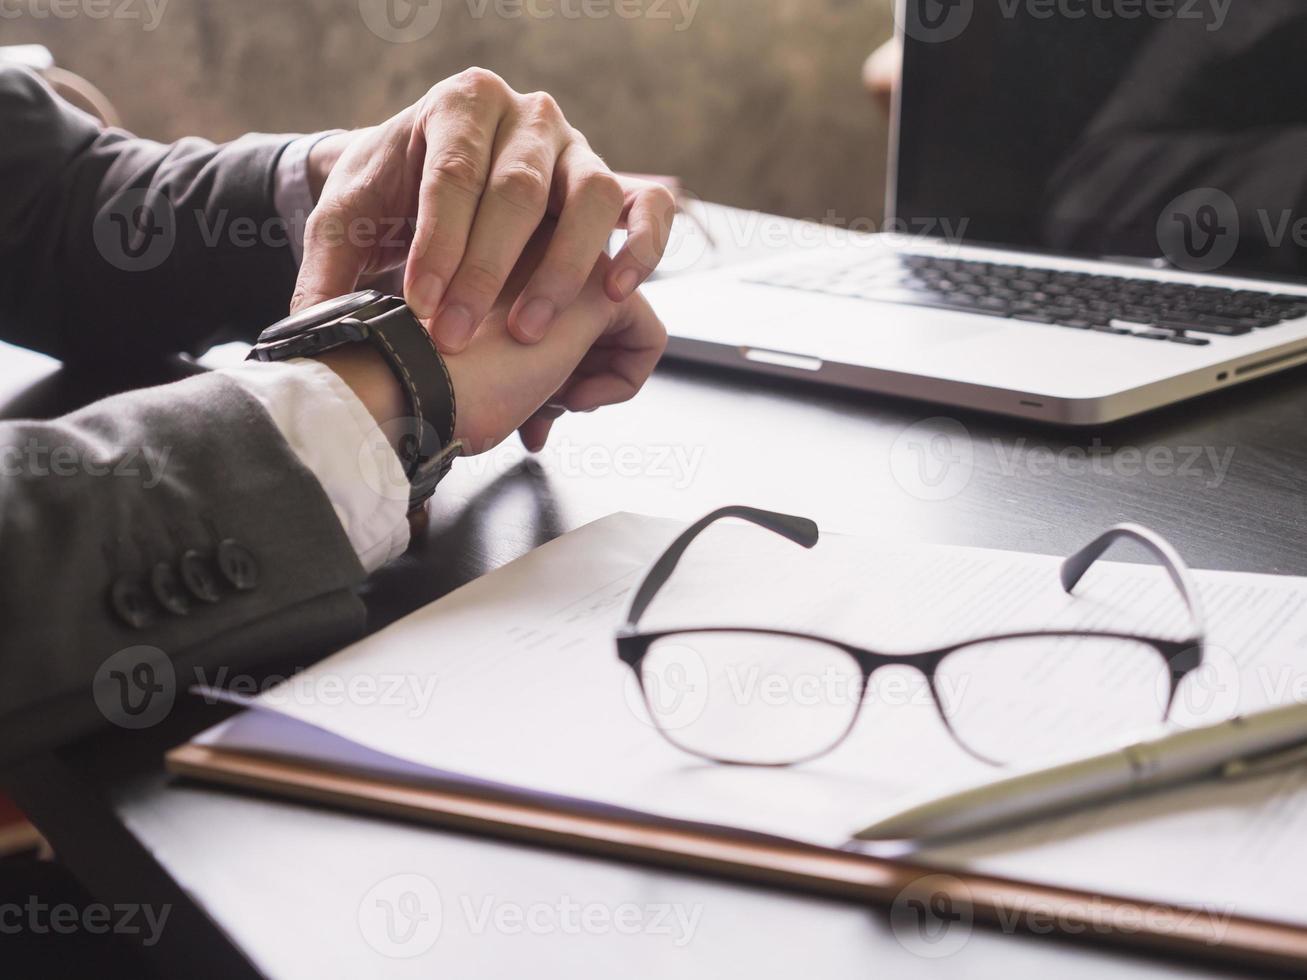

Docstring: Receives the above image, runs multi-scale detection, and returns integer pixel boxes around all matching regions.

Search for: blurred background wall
[1,0,895,223]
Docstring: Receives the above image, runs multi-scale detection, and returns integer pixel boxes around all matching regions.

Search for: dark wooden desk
[3,244,1307,978]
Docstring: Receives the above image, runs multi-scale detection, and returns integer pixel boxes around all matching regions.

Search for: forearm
[0,66,301,363]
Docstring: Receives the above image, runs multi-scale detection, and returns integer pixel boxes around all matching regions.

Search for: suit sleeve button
[216,539,259,591]
[180,550,221,604]
[150,562,191,616]
[110,578,155,630]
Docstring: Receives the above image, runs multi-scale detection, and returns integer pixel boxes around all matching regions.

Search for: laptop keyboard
[745,254,1307,347]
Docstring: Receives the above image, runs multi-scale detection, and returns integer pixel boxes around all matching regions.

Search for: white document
[202,513,1307,927]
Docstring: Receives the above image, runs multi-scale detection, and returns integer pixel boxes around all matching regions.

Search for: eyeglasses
[616,506,1206,768]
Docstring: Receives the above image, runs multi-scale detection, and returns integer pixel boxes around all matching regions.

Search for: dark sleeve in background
[0,65,300,364]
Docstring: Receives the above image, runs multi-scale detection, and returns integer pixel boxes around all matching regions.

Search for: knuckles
[455,256,509,300]
[521,90,564,123]
[490,162,552,215]
[642,182,679,222]
[428,148,487,197]
[571,170,626,215]
[439,66,511,103]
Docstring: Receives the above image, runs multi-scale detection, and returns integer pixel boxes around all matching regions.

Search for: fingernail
[433,304,475,351]
[615,268,641,298]
[516,298,555,342]
[409,273,444,319]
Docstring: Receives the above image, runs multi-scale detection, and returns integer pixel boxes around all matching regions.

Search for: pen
[854,700,1307,846]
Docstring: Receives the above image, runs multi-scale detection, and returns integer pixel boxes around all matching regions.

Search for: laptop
[643,1,1307,425]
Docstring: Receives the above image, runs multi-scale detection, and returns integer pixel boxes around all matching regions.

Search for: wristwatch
[248,290,463,509]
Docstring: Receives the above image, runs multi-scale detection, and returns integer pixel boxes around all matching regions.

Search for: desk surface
[5,207,1307,979]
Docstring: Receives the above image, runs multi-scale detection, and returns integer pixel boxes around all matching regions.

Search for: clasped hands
[295,68,674,456]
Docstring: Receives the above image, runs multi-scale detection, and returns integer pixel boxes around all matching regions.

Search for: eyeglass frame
[616,505,1208,768]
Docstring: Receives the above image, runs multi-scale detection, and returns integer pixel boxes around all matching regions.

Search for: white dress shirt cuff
[273,131,346,267]
[220,358,411,573]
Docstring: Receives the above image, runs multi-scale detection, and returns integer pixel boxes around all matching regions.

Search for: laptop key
[1154,318,1253,336]
[859,289,1014,318]
[1170,336,1212,346]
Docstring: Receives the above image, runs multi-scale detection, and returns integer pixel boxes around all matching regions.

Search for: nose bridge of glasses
[846,646,942,682]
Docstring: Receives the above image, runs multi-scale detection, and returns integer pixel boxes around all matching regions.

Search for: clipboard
[166,741,1307,974]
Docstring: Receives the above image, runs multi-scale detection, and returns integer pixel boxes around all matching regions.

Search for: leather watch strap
[247,291,462,510]
[358,303,461,507]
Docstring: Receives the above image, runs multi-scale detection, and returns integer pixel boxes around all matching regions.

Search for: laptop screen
[892,1,1307,282]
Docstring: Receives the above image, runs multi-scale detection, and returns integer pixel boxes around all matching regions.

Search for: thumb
[291,208,370,313]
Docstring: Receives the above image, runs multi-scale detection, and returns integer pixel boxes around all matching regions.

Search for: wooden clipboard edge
[166,743,1307,974]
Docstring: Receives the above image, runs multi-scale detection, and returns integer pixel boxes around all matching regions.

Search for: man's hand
[318,222,666,464]
[292,68,677,354]
[444,228,668,454]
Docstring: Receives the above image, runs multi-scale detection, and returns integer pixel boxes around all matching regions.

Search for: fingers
[430,123,561,352]
[403,70,509,345]
[518,405,565,453]
[605,179,678,303]
[292,201,374,313]
[562,294,668,412]
[507,142,625,344]
[414,85,572,354]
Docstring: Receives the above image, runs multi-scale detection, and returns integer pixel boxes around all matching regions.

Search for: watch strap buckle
[408,439,464,509]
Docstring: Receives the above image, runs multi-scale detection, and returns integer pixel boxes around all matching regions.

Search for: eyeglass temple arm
[623,506,819,629]
[1060,523,1206,636]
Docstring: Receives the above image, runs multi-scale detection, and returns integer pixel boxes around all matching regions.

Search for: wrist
[316,344,407,445]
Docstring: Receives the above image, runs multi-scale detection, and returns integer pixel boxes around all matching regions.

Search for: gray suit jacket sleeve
[0,64,301,364]
[0,372,369,764]
[0,67,370,763]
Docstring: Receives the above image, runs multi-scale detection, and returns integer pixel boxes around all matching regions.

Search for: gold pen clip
[1220,741,1307,780]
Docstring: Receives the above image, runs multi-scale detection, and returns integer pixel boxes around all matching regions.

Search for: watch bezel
[256,289,388,345]
[248,317,372,361]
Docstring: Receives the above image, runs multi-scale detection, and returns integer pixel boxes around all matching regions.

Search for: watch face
[258,290,383,343]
